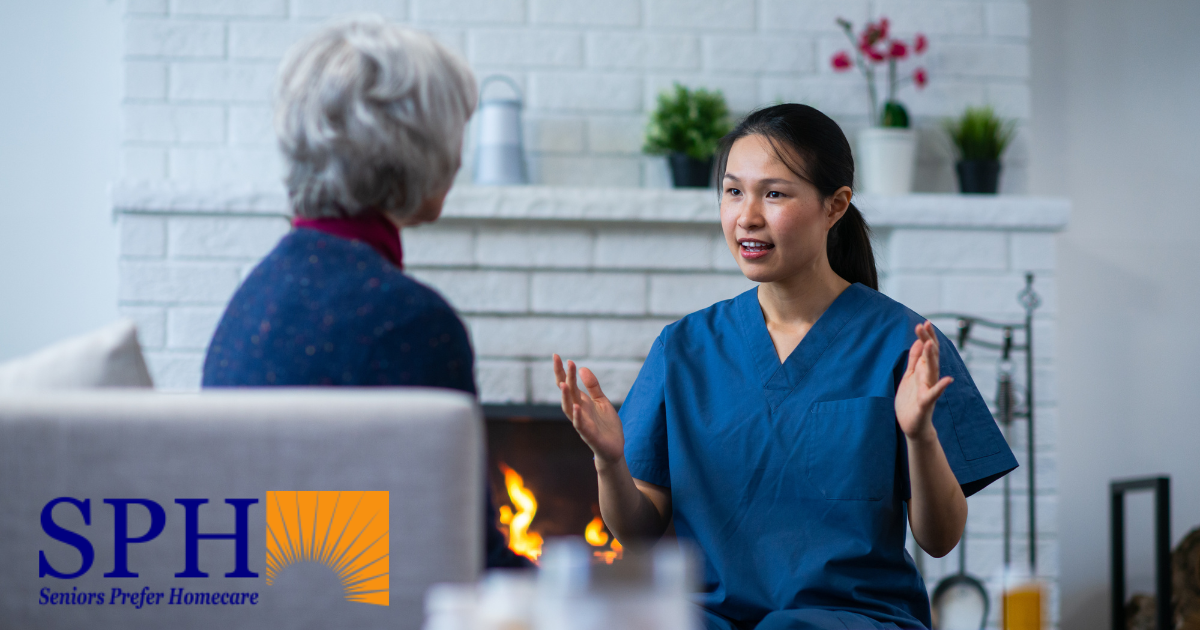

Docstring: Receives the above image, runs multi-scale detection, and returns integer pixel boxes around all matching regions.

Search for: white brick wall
[120,0,1032,191]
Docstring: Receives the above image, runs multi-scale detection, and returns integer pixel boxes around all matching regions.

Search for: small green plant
[643,83,732,160]
[944,106,1016,161]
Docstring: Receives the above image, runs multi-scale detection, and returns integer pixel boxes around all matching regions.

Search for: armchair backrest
[0,388,483,629]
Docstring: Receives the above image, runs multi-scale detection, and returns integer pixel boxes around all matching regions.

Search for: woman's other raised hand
[894,321,955,441]
[553,354,625,465]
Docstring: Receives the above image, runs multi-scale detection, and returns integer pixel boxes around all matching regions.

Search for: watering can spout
[473,75,528,185]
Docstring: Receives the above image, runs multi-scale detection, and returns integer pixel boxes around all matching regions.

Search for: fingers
[910,322,942,386]
[570,402,600,449]
[923,321,941,355]
[922,326,941,373]
[559,381,573,419]
[922,376,954,405]
[557,356,578,419]
[915,321,940,347]
[569,401,589,437]
[552,354,565,385]
[579,367,607,402]
[557,356,606,423]
[915,336,935,385]
[905,338,922,375]
[566,360,579,405]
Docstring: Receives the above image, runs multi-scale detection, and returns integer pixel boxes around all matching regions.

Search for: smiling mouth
[739,239,775,254]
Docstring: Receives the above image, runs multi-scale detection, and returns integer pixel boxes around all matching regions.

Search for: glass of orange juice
[1001,565,1044,630]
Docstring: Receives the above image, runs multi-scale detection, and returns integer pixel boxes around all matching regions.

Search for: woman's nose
[736,198,765,231]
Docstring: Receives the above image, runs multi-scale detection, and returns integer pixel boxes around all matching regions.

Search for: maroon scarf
[293,213,404,270]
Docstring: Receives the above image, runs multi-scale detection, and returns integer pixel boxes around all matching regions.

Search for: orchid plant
[831,17,929,128]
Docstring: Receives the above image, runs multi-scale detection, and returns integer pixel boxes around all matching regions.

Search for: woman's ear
[401,180,454,227]
[825,185,853,228]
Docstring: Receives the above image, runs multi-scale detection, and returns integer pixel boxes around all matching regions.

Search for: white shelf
[112,181,1070,231]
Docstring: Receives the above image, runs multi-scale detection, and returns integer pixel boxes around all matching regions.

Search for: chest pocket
[804,397,898,501]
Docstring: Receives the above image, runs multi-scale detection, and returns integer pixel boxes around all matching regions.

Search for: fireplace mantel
[113,180,1068,402]
[113,182,1070,231]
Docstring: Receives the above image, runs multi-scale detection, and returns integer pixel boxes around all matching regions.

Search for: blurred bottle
[424,583,479,630]
[534,538,697,630]
[478,570,537,630]
[425,571,537,630]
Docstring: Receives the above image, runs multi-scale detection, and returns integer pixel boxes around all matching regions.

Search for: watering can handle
[479,75,523,104]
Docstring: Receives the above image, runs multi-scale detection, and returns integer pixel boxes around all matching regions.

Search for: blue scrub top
[620,283,1017,629]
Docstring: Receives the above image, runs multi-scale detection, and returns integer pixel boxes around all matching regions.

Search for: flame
[585,515,624,564]
[584,516,609,546]
[497,462,543,563]
[495,466,625,566]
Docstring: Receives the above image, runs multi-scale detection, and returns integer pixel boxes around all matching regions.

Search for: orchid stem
[888,58,898,105]
[840,20,879,126]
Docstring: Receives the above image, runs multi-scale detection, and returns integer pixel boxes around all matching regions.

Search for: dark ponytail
[714,103,878,290]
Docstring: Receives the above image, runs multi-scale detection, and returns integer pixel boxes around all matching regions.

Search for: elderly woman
[202,17,528,568]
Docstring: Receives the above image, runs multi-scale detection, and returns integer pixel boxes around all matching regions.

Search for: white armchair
[0,388,484,629]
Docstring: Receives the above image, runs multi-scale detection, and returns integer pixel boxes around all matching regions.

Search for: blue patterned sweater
[203,227,530,568]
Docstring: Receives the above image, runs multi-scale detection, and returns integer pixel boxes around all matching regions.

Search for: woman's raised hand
[553,354,625,465]
[895,321,955,441]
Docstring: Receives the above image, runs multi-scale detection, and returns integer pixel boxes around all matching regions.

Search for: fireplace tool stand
[927,272,1042,574]
[1110,476,1172,630]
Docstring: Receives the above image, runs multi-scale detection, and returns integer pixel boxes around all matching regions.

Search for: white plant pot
[856,127,917,195]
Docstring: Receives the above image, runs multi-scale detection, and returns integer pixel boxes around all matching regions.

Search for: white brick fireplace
[113,184,1067,629]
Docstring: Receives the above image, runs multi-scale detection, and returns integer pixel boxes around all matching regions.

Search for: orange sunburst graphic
[265,491,389,606]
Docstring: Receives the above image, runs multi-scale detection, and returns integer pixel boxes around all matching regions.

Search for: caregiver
[552,104,1016,630]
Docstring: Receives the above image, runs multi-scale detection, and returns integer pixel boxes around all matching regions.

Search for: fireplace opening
[484,404,623,564]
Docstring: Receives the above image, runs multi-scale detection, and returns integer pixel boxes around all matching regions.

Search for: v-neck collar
[735,283,869,411]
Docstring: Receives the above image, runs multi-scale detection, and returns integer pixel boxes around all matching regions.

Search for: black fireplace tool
[926,272,1041,575]
[931,526,990,630]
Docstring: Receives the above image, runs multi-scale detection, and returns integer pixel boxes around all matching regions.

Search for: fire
[497,462,543,562]
[495,463,625,565]
[584,516,609,546]
[585,515,624,564]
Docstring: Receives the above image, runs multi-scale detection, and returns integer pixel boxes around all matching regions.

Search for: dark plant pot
[956,159,1002,194]
[668,153,714,188]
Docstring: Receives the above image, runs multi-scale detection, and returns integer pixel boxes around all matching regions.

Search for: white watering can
[473,75,528,185]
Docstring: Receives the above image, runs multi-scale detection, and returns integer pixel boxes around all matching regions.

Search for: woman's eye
[766,191,784,199]
[726,188,741,196]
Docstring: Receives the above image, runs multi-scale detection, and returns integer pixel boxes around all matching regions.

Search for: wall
[1028,1,1200,629]
[117,0,1033,193]
[0,1,122,361]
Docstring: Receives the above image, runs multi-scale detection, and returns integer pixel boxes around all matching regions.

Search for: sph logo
[38,492,389,607]
[39,497,258,580]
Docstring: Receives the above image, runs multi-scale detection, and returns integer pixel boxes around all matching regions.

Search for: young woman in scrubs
[552,104,1017,630]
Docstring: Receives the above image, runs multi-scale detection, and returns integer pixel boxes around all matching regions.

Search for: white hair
[275,17,477,220]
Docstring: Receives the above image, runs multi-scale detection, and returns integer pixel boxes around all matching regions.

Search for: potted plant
[831,17,929,194]
[944,106,1016,194]
[644,83,732,188]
